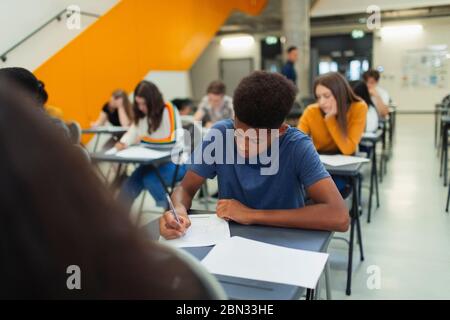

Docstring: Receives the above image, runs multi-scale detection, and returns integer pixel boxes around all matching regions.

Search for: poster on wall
[402,47,449,89]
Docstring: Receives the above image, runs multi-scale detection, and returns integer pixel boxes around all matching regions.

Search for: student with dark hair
[363,69,390,118]
[172,98,193,116]
[0,90,213,299]
[352,81,379,133]
[117,81,186,209]
[298,72,368,156]
[92,89,133,149]
[159,71,349,240]
[193,80,233,128]
[0,67,70,140]
[92,89,133,128]
[281,46,299,85]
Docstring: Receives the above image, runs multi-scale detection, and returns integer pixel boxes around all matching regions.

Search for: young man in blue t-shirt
[160,71,349,239]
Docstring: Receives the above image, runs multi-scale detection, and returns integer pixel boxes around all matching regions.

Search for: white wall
[0,0,118,70]
[190,35,262,101]
[373,17,450,111]
[145,71,193,101]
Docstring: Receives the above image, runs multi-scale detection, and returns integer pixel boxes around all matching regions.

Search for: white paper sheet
[92,126,127,133]
[201,236,329,289]
[320,154,369,167]
[105,147,118,155]
[362,132,379,139]
[160,214,230,248]
[115,146,171,160]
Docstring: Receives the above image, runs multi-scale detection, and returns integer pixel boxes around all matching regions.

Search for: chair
[66,121,82,145]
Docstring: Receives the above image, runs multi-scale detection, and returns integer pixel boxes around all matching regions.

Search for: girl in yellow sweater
[298,72,368,155]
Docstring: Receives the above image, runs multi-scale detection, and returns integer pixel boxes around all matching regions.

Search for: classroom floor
[94,114,450,300]
[328,114,450,300]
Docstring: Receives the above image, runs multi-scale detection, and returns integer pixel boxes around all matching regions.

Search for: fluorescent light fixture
[351,29,365,39]
[427,44,448,51]
[265,36,278,45]
[220,35,254,49]
[380,24,423,38]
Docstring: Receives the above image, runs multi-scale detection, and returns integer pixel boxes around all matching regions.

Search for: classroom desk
[82,126,128,152]
[440,116,450,186]
[323,162,365,296]
[361,131,382,223]
[90,150,175,194]
[145,210,333,300]
[388,105,397,149]
[435,103,445,148]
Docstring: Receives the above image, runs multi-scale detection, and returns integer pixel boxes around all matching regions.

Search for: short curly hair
[233,71,297,129]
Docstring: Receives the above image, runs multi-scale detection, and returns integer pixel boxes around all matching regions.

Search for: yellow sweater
[298,101,368,155]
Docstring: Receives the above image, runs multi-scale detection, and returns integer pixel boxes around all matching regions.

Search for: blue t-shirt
[187,119,329,210]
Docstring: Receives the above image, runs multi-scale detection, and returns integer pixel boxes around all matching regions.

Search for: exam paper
[320,154,369,167]
[115,146,171,160]
[160,214,230,248]
[201,236,329,289]
[105,147,118,155]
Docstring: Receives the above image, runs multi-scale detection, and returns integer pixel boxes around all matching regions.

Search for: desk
[145,210,332,300]
[82,126,128,152]
[435,103,445,148]
[361,131,382,223]
[440,116,450,186]
[323,162,365,296]
[90,150,175,194]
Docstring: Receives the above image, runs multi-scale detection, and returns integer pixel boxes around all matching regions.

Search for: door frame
[219,58,255,91]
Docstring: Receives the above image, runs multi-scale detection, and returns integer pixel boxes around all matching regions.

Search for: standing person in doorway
[281,46,299,85]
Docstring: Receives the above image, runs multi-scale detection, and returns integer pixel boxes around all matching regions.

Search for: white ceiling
[311,0,450,17]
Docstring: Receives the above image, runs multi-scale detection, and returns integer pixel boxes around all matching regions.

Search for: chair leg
[374,154,380,209]
[136,192,146,226]
[445,129,448,187]
[368,167,373,223]
[446,183,450,213]
[346,217,356,296]
[356,215,365,261]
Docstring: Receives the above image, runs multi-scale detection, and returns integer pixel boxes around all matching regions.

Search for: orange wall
[34,0,267,134]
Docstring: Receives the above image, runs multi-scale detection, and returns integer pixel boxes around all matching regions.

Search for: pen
[166,194,181,224]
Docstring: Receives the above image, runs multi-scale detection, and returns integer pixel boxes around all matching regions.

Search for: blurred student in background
[363,69,390,118]
[298,72,367,192]
[172,98,193,117]
[352,81,379,133]
[91,89,133,149]
[117,81,186,209]
[194,80,233,128]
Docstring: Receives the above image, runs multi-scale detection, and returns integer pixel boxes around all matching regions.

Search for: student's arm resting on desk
[159,170,205,239]
[216,177,349,232]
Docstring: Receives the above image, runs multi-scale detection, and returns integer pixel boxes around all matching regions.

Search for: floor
[91,114,450,299]
[329,114,450,300]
